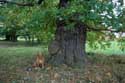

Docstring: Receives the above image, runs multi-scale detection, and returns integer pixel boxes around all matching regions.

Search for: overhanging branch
[0,0,34,6]
[87,27,125,33]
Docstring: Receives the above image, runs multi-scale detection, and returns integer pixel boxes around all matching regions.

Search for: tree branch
[87,27,125,33]
[59,0,69,8]
[38,0,44,5]
[0,0,34,6]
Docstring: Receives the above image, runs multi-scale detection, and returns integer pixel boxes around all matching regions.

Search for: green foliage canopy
[0,0,125,47]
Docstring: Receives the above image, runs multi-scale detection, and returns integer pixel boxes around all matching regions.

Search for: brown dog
[32,52,45,68]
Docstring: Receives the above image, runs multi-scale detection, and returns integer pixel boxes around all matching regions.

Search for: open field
[87,41,125,55]
[0,41,125,83]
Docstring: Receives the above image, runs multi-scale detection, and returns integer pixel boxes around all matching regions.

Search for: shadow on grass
[0,52,125,83]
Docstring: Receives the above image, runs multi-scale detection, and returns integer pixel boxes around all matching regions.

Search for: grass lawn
[0,46,48,68]
[0,41,125,83]
[87,41,125,55]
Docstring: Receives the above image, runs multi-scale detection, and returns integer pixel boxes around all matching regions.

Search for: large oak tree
[0,0,124,67]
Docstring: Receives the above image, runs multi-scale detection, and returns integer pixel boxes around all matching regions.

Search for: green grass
[0,46,49,83]
[0,42,125,83]
[0,41,124,69]
[0,46,48,69]
[86,41,125,55]
[0,41,124,73]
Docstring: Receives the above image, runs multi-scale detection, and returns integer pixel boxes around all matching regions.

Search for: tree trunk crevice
[48,22,87,67]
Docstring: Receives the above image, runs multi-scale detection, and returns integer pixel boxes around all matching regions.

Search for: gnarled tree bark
[48,22,87,67]
[48,0,87,67]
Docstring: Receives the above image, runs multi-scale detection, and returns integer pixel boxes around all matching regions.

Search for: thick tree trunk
[5,34,11,41]
[48,0,87,67]
[5,31,17,42]
[48,22,87,67]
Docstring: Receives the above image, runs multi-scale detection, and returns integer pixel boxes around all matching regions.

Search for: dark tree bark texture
[59,0,69,8]
[5,30,17,42]
[48,0,87,67]
[48,22,87,67]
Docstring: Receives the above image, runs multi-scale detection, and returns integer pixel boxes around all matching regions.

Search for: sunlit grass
[0,46,48,69]
[86,41,125,55]
[0,41,125,83]
[0,41,125,70]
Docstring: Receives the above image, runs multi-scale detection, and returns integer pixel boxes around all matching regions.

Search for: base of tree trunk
[48,40,86,68]
[47,17,87,67]
[48,27,87,68]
